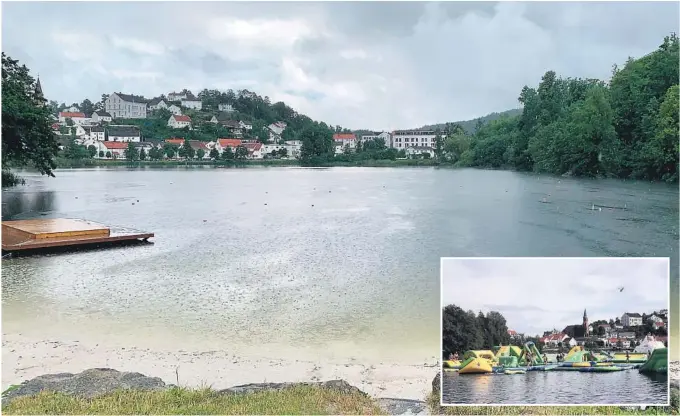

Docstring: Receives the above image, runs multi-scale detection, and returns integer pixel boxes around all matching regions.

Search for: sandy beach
[2,332,438,401]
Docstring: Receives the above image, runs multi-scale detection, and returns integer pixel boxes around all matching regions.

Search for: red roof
[102,141,128,149]
[218,138,242,148]
[51,123,60,130]
[333,133,356,141]
[172,115,191,122]
[165,138,185,145]
[189,140,208,150]
[59,112,86,118]
[507,329,517,335]
[243,142,262,151]
[654,321,665,327]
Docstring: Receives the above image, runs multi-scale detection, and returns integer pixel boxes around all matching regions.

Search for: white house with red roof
[95,141,128,159]
[539,332,569,346]
[215,138,242,153]
[168,114,192,129]
[243,142,263,159]
[58,111,88,125]
[333,133,357,154]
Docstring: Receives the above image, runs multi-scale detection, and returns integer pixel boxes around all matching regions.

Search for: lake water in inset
[442,370,668,404]
[2,167,678,364]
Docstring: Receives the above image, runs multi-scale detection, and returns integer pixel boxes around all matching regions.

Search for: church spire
[35,76,43,97]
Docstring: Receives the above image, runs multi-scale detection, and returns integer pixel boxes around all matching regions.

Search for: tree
[300,122,334,164]
[80,99,94,115]
[87,145,97,158]
[209,147,219,160]
[98,150,104,158]
[235,145,248,160]
[63,137,88,160]
[125,142,138,161]
[442,305,484,356]
[222,147,235,161]
[2,53,59,179]
[105,151,112,159]
[164,145,176,159]
[181,139,195,159]
[139,148,147,161]
[196,148,205,159]
[65,117,74,126]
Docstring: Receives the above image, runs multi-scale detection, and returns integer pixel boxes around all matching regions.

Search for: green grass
[426,388,680,415]
[2,386,385,415]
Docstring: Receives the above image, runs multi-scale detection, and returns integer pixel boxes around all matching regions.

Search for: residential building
[238,120,253,131]
[221,120,243,137]
[66,105,80,112]
[188,140,210,158]
[563,337,577,348]
[58,111,88,125]
[507,329,520,340]
[654,321,666,329]
[391,129,438,149]
[107,125,141,142]
[615,331,636,339]
[268,121,287,142]
[215,138,242,153]
[97,141,128,159]
[210,112,231,124]
[91,111,112,124]
[243,142,263,159]
[148,98,168,112]
[647,314,663,323]
[165,138,186,146]
[105,92,148,119]
[167,91,189,102]
[361,131,392,147]
[622,313,643,327]
[540,332,569,346]
[333,133,357,154]
[218,103,234,112]
[168,114,192,129]
[167,104,182,115]
[181,93,202,110]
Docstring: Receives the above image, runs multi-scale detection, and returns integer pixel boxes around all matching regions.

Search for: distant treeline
[442,304,512,357]
[436,34,679,182]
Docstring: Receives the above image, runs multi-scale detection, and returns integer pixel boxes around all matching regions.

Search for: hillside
[421,108,522,134]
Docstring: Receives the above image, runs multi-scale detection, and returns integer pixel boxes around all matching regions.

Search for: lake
[442,370,668,405]
[2,167,678,364]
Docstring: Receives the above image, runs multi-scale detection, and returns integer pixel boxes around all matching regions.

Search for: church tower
[34,76,45,107]
[583,309,589,336]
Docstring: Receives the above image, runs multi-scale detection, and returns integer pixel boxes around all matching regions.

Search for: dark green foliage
[442,305,511,356]
[424,109,523,134]
[125,142,138,161]
[299,122,334,164]
[209,147,219,160]
[2,53,59,180]
[457,34,678,182]
[139,148,147,161]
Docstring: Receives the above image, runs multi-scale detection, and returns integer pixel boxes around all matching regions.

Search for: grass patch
[2,169,25,187]
[2,385,385,415]
[426,388,679,415]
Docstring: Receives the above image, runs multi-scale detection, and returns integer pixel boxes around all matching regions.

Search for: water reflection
[2,190,57,220]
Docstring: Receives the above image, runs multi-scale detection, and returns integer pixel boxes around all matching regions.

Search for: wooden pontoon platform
[2,218,154,252]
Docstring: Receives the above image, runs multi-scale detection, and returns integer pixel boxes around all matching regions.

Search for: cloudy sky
[2,2,678,130]
[441,258,669,337]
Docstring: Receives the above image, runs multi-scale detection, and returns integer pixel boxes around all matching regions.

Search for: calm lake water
[2,167,678,363]
[442,370,668,405]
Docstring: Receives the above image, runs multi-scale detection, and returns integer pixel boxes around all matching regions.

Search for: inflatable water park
[443,340,668,376]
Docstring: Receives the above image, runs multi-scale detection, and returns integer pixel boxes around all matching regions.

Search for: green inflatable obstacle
[639,348,667,374]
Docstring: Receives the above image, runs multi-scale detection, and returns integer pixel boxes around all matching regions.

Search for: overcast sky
[442,258,668,337]
[2,2,678,130]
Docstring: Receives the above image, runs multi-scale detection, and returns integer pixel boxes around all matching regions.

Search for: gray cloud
[3,1,677,129]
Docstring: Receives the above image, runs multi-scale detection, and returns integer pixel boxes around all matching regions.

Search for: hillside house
[107,125,141,142]
[238,120,253,131]
[105,92,148,119]
[647,314,664,323]
[59,111,88,125]
[333,133,357,149]
[540,332,569,346]
[220,120,243,137]
[66,105,80,112]
[181,94,202,110]
[168,114,192,129]
[218,103,234,112]
[167,91,189,101]
[91,111,112,124]
[622,313,643,327]
[148,98,169,112]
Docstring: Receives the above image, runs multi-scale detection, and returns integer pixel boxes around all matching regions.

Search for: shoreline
[1,332,437,401]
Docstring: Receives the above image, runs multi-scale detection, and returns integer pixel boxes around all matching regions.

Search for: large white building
[391,129,438,149]
[168,114,192,129]
[621,312,643,327]
[58,111,88,125]
[105,92,148,119]
[181,95,202,110]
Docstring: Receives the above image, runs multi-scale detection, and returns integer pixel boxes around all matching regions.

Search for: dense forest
[439,34,679,182]
[423,109,522,135]
[442,304,512,357]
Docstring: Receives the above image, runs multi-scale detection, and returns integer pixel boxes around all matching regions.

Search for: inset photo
[440,257,669,406]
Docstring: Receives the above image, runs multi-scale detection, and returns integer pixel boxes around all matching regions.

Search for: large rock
[2,368,167,405]
[431,372,441,398]
[218,379,366,397]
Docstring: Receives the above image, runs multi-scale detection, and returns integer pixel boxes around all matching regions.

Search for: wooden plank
[2,219,110,240]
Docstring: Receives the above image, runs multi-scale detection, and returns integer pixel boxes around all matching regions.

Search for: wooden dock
[2,218,153,253]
